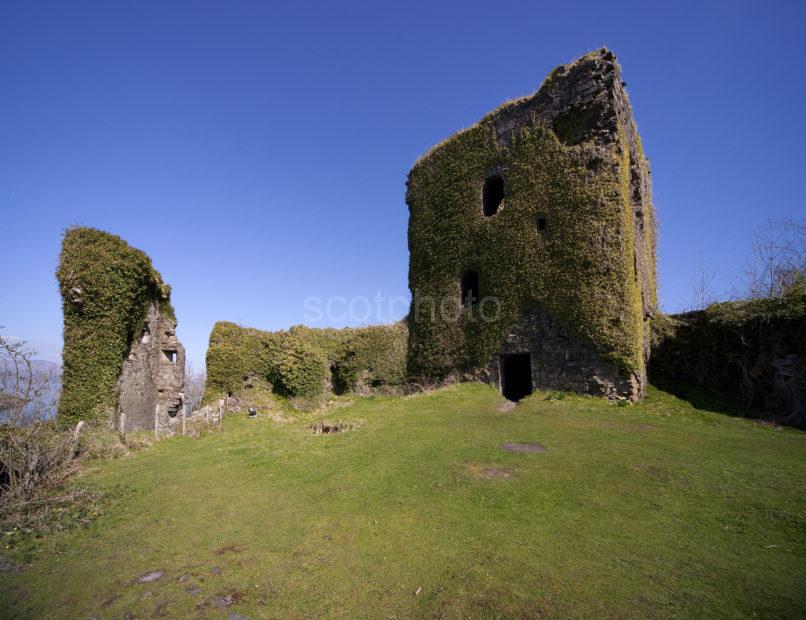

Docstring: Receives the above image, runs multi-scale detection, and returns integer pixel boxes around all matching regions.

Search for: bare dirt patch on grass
[466,463,515,480]
[309,421,354,434]
[501,442,546,453]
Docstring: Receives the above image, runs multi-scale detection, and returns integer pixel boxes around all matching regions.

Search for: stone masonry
[117,303,185,433]
[487,307,640,398]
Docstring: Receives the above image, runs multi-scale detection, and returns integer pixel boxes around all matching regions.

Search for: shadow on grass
[649,376,786,425]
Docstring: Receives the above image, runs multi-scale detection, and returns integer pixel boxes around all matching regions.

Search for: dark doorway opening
[501,353,532,401]
[483,175,504,216]
[330,364,347,395]
[461,271,480,308]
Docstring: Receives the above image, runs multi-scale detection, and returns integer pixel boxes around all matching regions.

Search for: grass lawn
[2,384,805,618]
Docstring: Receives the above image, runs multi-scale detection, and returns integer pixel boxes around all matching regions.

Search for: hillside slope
[2,384,804,618]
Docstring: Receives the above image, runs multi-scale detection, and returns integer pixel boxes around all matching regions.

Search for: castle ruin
[406,49,657,400]
[57,227,185,433]
[61,50,658,418]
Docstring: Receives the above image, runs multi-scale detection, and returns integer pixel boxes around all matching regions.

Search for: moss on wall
[406,51,656,387]
[203,321,284,400]
[333,323,408,392]
[650,292,806,425]
[277,330,328,399]
[204,321,407,404]
[56,227,176,426]
[407,124,649,380]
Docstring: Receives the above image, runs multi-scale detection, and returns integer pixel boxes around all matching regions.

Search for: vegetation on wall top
[56,226,176,426]
[204,321,407,405]
[649,290,806,425]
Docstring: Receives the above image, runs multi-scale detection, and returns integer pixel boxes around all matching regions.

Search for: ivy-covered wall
[204,321,407,403]
[650,292,806,426]
[57,227,177,426]
[406,49,657,398]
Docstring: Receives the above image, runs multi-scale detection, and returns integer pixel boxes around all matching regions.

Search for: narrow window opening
[461,271,480,308]
[482,175,504,216]
[501,353,532,401]
[162,350,177,363]
[536,215,547,232]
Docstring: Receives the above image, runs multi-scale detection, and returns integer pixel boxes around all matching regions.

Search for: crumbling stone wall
[57,227,185,431]
[204,322,407,406]
[406,49,657,400]
[650,293,806,426]
[117,303,185,433]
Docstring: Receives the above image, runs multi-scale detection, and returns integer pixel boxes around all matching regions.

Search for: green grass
[2,384,805,618]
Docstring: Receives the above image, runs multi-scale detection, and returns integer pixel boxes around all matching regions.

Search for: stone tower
[406,49,657,400]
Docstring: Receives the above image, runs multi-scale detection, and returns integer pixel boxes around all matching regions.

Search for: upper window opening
[483,175,504,216]
[461,271,480,308]
[163,350,177,363]
[536,215,547,232]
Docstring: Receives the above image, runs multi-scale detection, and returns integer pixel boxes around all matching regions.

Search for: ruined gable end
[57,227,185,432]
[405,48,657,401]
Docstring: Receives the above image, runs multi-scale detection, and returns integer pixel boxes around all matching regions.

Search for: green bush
[56,227,175,426]
[277,331,328,399]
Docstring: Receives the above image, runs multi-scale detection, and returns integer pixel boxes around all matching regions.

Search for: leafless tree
[688,253,718,311]
[183,359,206,414]
[0,329,80,517]
[735,218,806,299]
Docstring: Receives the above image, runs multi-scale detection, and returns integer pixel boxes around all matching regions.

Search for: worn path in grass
[2,384,805,618]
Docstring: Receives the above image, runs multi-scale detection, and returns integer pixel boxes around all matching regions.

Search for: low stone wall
[649,293,806,426]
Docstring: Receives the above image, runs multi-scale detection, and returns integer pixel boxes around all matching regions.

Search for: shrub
[0,332,99,538]
[277,331,328,399]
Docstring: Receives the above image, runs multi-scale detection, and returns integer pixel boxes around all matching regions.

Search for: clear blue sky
[1,0,804,367]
